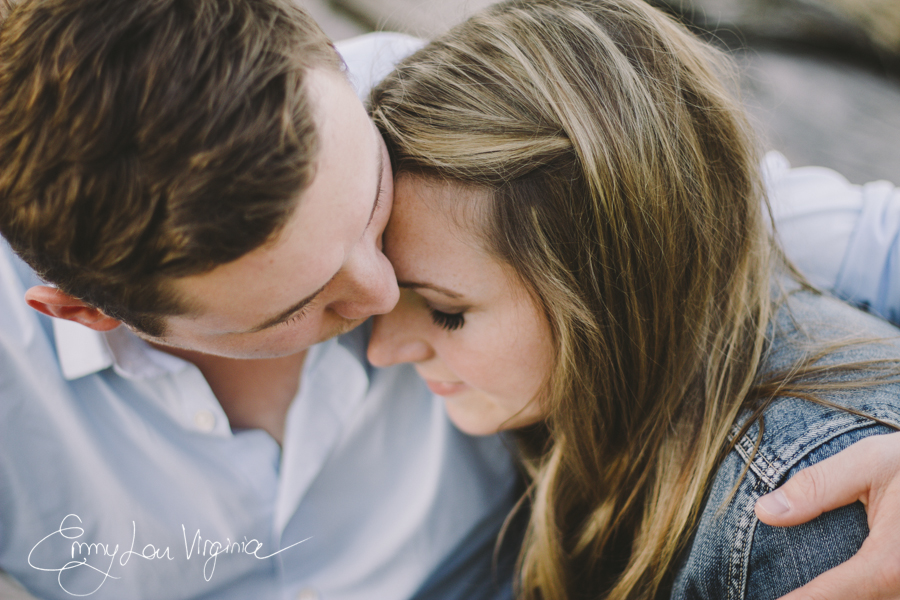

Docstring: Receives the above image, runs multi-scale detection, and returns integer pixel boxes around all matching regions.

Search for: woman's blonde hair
[373,1,774,597]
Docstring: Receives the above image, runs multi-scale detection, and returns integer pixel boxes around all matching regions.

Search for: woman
[365,0,900,598]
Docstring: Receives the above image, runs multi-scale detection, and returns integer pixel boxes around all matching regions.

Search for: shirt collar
[53,318,188,381]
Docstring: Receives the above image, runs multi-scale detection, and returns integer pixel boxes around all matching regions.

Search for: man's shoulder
[336,32,424,99]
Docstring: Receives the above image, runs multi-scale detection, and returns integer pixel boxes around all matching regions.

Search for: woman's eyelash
[430,309,465,331]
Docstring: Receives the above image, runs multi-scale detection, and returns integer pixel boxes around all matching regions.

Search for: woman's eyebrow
[399,281,463,299]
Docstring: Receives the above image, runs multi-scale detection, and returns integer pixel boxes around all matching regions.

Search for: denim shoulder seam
[730,406,900,489]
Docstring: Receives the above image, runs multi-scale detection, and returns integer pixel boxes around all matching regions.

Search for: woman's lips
[424,379,468,396]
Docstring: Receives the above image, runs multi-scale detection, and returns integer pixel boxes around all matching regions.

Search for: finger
[772,549,899,600]
[755,440,874,527]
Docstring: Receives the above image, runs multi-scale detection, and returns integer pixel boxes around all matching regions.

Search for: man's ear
[24,286,121,332]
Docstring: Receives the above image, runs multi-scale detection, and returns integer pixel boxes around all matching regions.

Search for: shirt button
[193,410,216,432]
[295,589,320,600]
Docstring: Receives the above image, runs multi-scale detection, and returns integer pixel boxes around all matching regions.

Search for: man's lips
[423,379,468,396]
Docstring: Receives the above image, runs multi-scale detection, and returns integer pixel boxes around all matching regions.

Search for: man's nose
[367,297,433,367]
[330,247,400,321]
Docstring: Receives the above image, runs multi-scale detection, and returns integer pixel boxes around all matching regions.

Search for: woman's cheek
[455,331,506,390]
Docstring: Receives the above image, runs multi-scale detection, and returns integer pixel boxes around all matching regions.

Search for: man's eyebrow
[245,276,334,333]
[399,281,463,299]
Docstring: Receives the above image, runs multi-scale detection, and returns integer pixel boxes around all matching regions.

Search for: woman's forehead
[386,176,505,292]
[393,175,492,242]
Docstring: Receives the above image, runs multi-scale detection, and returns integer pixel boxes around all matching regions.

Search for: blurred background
[300,0,900,185]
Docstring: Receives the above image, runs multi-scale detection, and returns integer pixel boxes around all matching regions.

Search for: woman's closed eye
[430,308,465,331]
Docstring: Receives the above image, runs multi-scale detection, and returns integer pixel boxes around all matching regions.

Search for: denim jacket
[671,288,900,599]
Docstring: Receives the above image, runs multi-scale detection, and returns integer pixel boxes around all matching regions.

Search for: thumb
[755,448,870,527]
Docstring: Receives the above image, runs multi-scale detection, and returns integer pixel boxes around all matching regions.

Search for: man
[0,1,518,598]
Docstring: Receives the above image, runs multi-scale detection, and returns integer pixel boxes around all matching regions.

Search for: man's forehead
[166,71,385,334]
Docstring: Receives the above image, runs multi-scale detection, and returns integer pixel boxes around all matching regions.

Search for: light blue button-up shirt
[766,151,900,323]
[0,34,519,600]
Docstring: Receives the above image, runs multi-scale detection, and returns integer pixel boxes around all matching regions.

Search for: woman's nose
[367,298,434,367]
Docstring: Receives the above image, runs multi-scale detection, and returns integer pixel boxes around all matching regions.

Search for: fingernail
[757,490,791,516]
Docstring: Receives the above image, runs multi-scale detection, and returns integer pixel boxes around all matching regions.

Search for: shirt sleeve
[765,151,900,324]
[765,151,863,291]
[832,180,900,324]
[335,32,425,101]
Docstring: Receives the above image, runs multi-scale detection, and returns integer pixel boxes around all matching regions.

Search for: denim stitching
[732,406,900,489]
[727,478,761,600]
[725,407,900,598]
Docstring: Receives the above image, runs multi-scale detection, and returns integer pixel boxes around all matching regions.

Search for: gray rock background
[298,0,368,41]
[308,0,900,185]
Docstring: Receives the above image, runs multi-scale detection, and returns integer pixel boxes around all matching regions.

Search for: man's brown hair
[0,0,342,335]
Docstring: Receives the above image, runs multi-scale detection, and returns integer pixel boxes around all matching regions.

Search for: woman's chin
[443,401,506,436]
[443,399,544,436]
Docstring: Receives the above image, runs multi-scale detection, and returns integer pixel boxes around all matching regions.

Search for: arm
[671,421,894,600]
[766,151,900,324]
[762,157,900,599]
[744,427,879,600]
